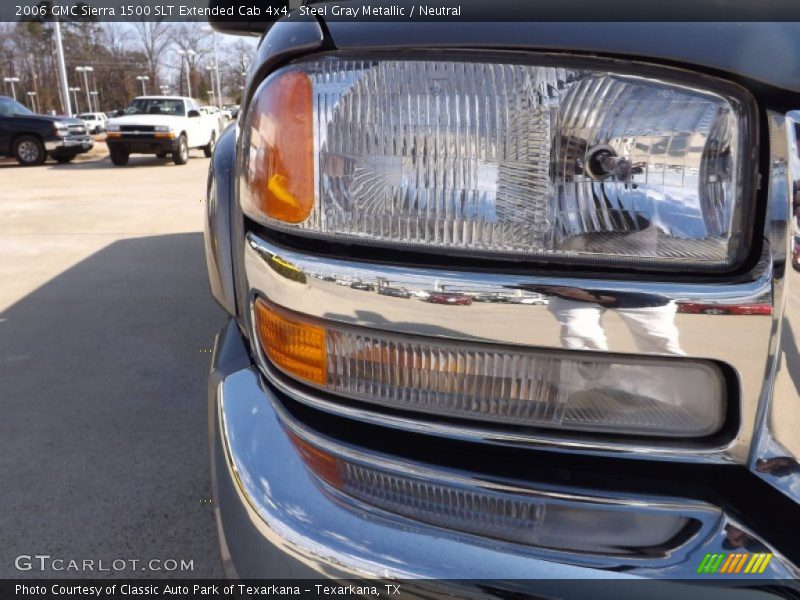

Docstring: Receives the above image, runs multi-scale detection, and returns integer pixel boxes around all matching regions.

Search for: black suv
[0,95,93,165]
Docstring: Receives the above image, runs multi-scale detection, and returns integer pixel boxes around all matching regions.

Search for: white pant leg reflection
[547,297,608,351]
[616,301,685,355]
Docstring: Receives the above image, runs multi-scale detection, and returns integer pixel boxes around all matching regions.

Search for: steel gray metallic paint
[322,21,800,96]
[203,16,800,580]
[204,124,237,316]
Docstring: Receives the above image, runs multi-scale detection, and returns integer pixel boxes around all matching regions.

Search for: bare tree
[101,22,134,59]
[132,21,173,90]
[171,23,212,100]
[218,37,257,103]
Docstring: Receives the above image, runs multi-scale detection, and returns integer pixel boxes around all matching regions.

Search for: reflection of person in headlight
[538,286,685,355]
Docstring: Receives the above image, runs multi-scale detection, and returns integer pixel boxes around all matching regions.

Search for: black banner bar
[3,579,800,600]
[4,0,800,23]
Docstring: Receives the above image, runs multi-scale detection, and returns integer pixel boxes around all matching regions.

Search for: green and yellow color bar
[697,552,773,574]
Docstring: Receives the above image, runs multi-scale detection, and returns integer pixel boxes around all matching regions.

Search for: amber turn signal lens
[244,71,314,224]
[253,298,327,385]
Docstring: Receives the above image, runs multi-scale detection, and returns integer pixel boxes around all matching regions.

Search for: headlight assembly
[241,55,757,271]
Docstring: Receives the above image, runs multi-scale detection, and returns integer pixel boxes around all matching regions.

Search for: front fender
[204,123,237,316]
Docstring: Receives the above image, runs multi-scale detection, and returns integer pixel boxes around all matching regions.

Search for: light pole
[135,75,149,95]
[206,64,217,106]
[53,17,71,116]
[203,26,223,109]
[4,77,20,101]
[69,87,80,113]
[176,49,196,99]
[27,91,37,113]
[75,66,93,112]
[90,90,99,111]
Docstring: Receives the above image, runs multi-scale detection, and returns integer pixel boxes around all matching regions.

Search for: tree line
[0,21,255,114]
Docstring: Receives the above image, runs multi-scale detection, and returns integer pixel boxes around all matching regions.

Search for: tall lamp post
[26,91,37,113]
[176,49,196,99]
[4,77,20,101]
[205,65,217,106]
[68,86,81,113]
[135,75,150,95]
[53,17,71,116]
[202,26,223,109]
[75,66,94,112]
[90,90,100,111]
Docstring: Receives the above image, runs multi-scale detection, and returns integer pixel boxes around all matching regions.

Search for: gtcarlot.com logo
[14,554,194,572]
[697,552,773,574]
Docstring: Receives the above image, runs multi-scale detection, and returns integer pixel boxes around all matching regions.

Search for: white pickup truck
[105,96,219,166]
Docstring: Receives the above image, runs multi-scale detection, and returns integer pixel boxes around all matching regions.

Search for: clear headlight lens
[106,123,120,132]
[242,56,755,270]
[154,125,172,133]
[255,298,726,438]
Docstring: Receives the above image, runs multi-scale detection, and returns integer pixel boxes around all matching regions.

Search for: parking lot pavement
[0,152,226,577]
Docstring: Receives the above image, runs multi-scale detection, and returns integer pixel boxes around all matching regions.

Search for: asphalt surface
[0,147,226,578]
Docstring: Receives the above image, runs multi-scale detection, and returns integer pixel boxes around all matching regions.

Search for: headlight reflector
[242,57,754,270]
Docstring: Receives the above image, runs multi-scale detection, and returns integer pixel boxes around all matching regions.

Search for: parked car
[408,289,431,300]
[349,280,375,291]
[105,96,219,166]
[76,112,107,134]
[0,95,93,165]
[204,8,800,591]
[514,295,549,305]
[426,292,473,305]
[377,286,410,298]
[472,293,501,302]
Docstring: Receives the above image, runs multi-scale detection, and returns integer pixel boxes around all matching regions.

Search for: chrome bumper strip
[243,233,777,463]
[44,138,93,151]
